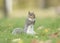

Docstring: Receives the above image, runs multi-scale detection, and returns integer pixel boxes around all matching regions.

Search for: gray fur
[12,28,23,35]
[24,18,35,32]
[12,11,36,35]
[24,11,35,33]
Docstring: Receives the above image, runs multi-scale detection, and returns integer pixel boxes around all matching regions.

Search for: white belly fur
[26,25,36,35]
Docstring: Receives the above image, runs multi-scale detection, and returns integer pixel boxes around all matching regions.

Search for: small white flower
[58,28,60,30]
[37,26,44,30]
[35,36,38,38]
[5,38,7,40]
[12,38,21,42]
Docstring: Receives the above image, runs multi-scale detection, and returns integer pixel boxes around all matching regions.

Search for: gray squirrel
[12,11,36,35]
[24,11,36,35]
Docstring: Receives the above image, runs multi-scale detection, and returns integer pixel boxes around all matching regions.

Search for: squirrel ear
[28,11,30,14]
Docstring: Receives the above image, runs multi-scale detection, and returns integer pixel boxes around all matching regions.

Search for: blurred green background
[0,0,60,43]
[0,0,60,18]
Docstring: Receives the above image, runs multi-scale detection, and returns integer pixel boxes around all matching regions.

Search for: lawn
[0,17,60,43]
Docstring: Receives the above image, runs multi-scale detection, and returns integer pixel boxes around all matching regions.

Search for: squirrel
[12,11,36,35]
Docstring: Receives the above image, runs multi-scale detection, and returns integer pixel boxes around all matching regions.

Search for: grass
[0,17,60,43]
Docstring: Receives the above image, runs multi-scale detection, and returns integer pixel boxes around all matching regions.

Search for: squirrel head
[28,11,35,19]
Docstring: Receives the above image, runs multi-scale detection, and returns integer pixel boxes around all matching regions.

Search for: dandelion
[45,29,49,33]
[18,39,23,43]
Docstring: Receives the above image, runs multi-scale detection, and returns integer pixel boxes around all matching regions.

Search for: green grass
[0,17,60,43]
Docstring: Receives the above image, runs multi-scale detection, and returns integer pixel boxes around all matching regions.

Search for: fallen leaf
[39,40,44,43]
[31,39,39,43]
[45,40,52,43]
[56,40,60,43]
[49,32,59,38]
